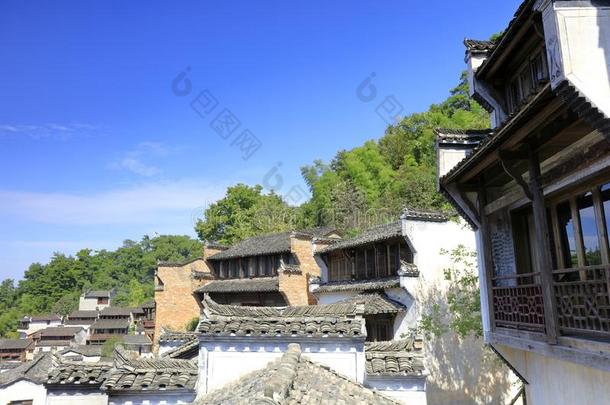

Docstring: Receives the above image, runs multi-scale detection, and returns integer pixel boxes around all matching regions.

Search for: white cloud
[0,123,99,139]
[112,142,172,177]
[0,179,226,226]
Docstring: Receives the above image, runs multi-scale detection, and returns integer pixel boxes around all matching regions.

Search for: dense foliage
[0,235,202,337]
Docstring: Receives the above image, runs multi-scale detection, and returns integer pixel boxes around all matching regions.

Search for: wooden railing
[491,266,610,339]
[491,272,546,333]
[553,265,610,337]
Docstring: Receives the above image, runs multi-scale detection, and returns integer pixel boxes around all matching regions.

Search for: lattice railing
[553,265,610,336]
[491,272,546,332]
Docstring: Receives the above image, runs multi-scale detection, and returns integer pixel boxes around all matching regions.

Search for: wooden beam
[528,149,559,344]
[499,151,533,200]
[478,182,497,333]
[592,188,610,264]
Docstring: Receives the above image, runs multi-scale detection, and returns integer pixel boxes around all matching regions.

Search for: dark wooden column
[528,149,559,343]
[478,181,496,333]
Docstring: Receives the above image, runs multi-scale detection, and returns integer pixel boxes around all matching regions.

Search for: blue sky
[0,0,521,280]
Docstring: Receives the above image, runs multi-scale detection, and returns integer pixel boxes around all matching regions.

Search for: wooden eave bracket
[499,150,533,200]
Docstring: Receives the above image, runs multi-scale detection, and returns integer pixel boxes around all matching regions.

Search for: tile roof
[314,277,401,293]
[463,38,495,53]
[36,340,73,347]
[435,128,492,146]
[335,293,405,315]
[474,0,535,79]
[84,290,112,298]
[100,307,133,317]
[67,310,99,319]
[161,338,199,360]
[317,222,403,254]
[195,343,399,405]
[401,208,450,222]
[29,314,62,322]
[364,338,425,377]
[0,354,53,387]
[102,348,198,393]
[47,357,112,387]
[158,329,198,343]
[198,297,366,339]
[60,345,102,357]
[208,232,292,260]
[195,276,279,293]
[90,319,130,330]
[0,338,34,350]
[123,334,152,346]
[37,326,83,337]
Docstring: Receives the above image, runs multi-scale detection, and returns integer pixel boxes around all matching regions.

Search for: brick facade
[278,234,328,305]
[153,245,224,346]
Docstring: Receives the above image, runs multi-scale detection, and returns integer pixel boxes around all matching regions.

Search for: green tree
[195,184,298,245]
[419,245,482,338]
[185,317,199,332]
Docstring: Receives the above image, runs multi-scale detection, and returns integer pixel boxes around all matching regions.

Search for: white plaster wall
[402,219,476,286]
[437,148,468,179]
[24,320,62,335]
[546,2,610,116]
[197,340,364,397]
[500,344,610,405]
[108,393,195,405]
[46,390,109,405]
[0,380,47,405]
[366,377,427,405]
[79,297,110,311]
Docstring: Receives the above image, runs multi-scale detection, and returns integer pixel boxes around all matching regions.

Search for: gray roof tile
[315,277,401,293]
[196,343,399,404]
[198,297,366,339]
[0,354,53,387]
[0,338,34,350]
[317,222,403,254]
[102,348,197,392]
[195,277,279,293]
[364,338,426,377]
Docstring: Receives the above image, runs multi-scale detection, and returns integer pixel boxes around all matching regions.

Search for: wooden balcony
[491,265,610,341]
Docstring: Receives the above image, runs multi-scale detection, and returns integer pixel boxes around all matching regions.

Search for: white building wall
[108,393,195,405]
[79,297,110,311]
[500,344,610,405]
[46,390,108,405]
[541,0,610,116]
[24,320,62,336]
[197,340,364,397]
[0,380,47,405]
[366,376,427,405]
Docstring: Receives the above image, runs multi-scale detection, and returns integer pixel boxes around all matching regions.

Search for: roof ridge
[263,343,301,400]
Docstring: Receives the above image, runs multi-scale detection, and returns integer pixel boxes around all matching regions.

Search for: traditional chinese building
[153,228,339,345]
[437,0,610,403]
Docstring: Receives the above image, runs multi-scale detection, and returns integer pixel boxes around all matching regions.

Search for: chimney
[203,241,227,260]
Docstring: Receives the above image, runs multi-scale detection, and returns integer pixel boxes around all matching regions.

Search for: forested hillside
[1,71,488,337]
[0,235,201,337]
[197,72,489,243]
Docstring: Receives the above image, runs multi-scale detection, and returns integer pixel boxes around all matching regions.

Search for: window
[365,247,375,278]
[577,192,601,266]
[557,201,577,268]
[365,316,393,342]
[356,250,366,279]
[376,244,387,277]
[505,48,549,114]
[389,244,400,274]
